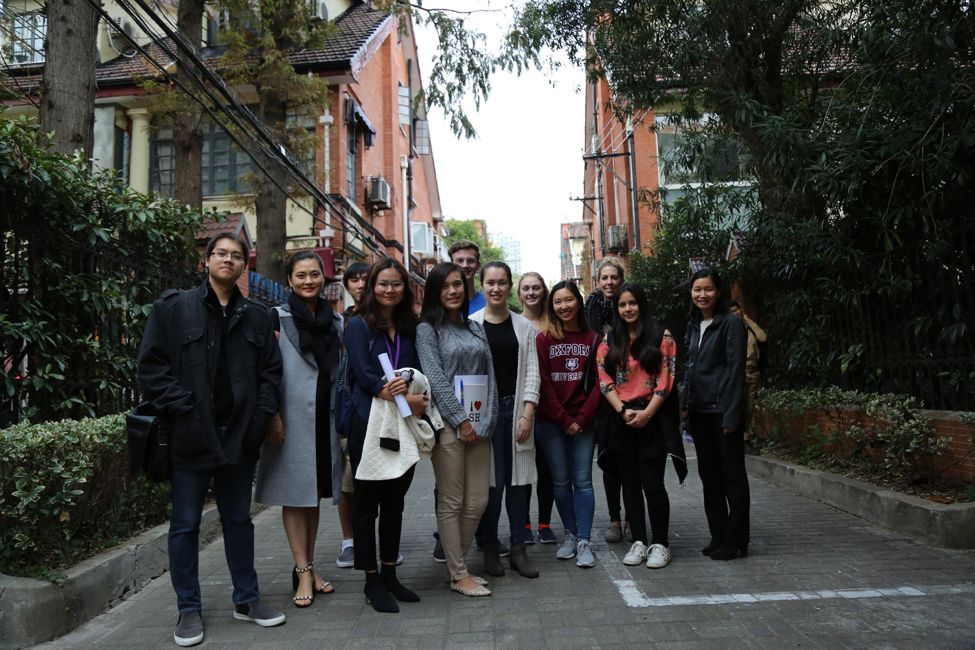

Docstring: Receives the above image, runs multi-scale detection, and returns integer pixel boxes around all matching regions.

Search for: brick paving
[36,447,975,650]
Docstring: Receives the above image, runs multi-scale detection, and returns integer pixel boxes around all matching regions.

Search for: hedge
[0,415,171,579]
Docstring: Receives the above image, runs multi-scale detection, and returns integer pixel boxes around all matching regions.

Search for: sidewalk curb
[746,454,975,549]
[0,500,267,650]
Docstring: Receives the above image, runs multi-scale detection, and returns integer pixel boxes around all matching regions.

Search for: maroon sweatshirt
[536,329,603,431]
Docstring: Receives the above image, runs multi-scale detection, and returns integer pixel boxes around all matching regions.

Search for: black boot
[483,543,505,577]
[381,564,420,603]
[509,544,539,578]
[364,572,399,613]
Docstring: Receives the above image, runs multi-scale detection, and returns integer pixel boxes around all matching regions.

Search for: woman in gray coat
[255,251,344,607]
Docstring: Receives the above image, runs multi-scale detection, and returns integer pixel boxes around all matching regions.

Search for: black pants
[689,411,750,549]
[526,439,555,526]
[614,435,669,546]
[348,410,415,572]
[603,470,623,523]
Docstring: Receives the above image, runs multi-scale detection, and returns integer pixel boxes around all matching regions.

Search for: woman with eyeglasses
[416,262,497,597]
[344,258,429,612]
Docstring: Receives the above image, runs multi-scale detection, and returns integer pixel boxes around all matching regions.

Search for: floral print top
[596,333,677,403]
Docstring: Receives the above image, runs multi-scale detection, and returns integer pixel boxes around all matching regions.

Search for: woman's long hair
[687,267,732,324]
[518,272,549,329]
[544,280,588,339]
[356,257,417,337]
[604,283,663,380]
[420,262,471,328]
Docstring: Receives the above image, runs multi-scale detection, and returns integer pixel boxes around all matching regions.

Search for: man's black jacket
[682,310,747,431]
[137,281,283,469]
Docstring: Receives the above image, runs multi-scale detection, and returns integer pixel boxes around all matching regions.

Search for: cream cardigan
[471,310,540,486]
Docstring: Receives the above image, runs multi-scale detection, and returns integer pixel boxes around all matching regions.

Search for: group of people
[138,232,754,648]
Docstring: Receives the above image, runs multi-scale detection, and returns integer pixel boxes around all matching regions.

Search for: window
[150,127,175,198]
[654,115,746,187]
[11,12,46,64]
[149,121,254,198]
[286,108,317,172]
[346,121,358,203]
[202,122,253,195]
[398,85,411,126]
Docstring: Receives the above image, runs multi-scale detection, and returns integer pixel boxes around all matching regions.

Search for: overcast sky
[413,4,585,285]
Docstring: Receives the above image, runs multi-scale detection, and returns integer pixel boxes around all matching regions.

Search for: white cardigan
[471,310,540,486]
[355,369,442,481]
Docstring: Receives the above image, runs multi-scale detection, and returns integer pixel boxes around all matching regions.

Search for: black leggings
[347,410,415,572]
[689,411,750,548]
[525,440,555,526]
[614,434,670,547]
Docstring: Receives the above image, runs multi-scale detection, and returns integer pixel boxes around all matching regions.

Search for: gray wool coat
[254,305,344,507]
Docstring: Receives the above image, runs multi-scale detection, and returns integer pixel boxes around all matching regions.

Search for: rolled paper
[378,352,412,418]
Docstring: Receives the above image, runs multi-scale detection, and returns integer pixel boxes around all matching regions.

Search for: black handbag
[126,402,172,482]
[127,289,186,483]
[581,332,601,394]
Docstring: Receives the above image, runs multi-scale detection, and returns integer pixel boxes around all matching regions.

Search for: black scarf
[585,290,615,333]
[288,292,339,372]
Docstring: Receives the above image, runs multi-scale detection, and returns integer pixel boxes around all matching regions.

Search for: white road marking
[609,581,975,608]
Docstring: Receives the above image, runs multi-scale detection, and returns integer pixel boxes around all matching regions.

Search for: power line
[81,0,384,255]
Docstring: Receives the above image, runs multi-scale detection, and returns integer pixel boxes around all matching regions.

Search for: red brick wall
[755,407,975,484]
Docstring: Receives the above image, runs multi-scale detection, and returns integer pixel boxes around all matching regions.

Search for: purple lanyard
[384,331,401,369]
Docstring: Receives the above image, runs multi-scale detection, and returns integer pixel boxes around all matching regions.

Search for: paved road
[37,447,975,650]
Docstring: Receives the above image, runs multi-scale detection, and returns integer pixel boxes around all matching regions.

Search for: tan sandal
[451,580,492,597]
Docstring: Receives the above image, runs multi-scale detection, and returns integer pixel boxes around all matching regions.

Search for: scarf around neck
[288,292,339,372]
[585,290,615,333]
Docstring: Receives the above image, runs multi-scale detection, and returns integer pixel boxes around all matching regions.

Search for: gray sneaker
[336,545,354,568]
[173,611,204,647]
[233,599,286,627]
[556,533,577,560]
[576,540,596,568]
[396,553,404,565]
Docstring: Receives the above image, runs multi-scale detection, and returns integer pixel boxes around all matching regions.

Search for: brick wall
[755,406,975,484]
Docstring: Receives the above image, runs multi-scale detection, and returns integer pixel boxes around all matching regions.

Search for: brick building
[1,0,445,308]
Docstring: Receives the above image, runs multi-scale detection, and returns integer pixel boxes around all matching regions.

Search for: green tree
[443,219,506,263]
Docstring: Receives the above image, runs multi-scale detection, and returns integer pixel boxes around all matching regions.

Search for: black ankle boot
[509,544,539,578]
[364,572,399,613]
[483,543,505,577]
[701,539,722,556]
[710,542,748,561]
[381,564,420,603]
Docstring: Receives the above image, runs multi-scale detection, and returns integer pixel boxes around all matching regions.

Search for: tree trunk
[173,0,206,212]
[255,90,290,285]
[40,0,98,157]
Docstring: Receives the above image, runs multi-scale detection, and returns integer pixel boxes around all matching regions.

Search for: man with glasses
[138,232,284,647]
[448,239,485,315]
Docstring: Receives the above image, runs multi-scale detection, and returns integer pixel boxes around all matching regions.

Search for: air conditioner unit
[606,225,625,251]
[112,17,140,57]
[411,222,435,257]
[369,176,392,209]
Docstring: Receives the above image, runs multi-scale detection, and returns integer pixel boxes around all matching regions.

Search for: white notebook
[454,374,489,437]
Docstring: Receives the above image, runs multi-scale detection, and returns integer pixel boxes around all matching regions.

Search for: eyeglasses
[377,281,405,291]
[211,250,246,264]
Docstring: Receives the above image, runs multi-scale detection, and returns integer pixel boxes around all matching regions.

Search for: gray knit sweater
[416,320,498,438]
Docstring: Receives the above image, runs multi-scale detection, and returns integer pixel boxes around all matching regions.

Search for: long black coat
[682,310,747,431]
[137,281,283,470]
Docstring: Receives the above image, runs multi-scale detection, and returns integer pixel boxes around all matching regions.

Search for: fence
[1,223,201,425]
[810,227,974,411]
[247,271,288,306]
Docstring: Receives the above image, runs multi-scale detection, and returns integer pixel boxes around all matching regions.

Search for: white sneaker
[646,543,671,569]
[623,541,648,566]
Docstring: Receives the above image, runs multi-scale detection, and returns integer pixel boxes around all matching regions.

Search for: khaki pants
[431,423,491,581]
[744,367,761,441]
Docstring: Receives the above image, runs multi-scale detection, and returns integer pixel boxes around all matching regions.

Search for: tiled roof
[2,2,391,95]
[196,213,251,246]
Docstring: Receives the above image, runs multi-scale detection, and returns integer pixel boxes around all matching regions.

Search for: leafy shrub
[0,415,171,579]
[753,387,950,483]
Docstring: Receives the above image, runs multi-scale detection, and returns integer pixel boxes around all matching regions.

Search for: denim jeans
[480,396,531,546]
[169,457,260,612]
[533,419,596,541]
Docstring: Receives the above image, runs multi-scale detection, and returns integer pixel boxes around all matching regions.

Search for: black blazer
[137,281,283,469]
[682,311,747,431]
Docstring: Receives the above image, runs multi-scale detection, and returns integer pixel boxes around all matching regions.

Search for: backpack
[333,321,376,437]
